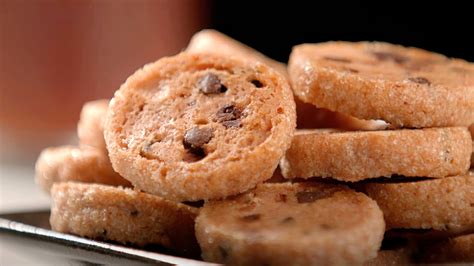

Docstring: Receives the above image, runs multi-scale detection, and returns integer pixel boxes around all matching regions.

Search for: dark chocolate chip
[199,73,226,94]
[296,190,334,203]
[130,209,139,216]
[320,223,333,230]
[183,127,214,151]
[240,214,261,222]
[371,51,409,64]
[280,216,295,224]
[408,76,431,85]
[251,79,264,88]
[219,246,229,260]
[215,104,242,128]
[322,56,352,63]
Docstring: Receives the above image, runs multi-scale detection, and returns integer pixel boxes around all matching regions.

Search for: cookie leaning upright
[289,42,474,127]
[105,53,296,201]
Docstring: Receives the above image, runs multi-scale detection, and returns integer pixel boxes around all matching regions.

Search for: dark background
[211,1,474,62]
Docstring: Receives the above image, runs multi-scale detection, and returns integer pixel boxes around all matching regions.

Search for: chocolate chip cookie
[195,182,385,265]
[50,182,200,257]
[289,42,474,127]
[104,53,296,201]
[280,127,471,181]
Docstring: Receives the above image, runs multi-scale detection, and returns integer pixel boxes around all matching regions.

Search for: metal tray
[0,210,213,265]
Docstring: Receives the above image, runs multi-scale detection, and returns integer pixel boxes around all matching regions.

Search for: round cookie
[280,127,472,181]
[50,182,200,257]
[35,145,131,192]
[289,42,474,128]
[361,173,474,232]
[419,234,474,263]
[187,29,288,78]
[105,52,296,201]
[195,182,385,265]
[77,99,109,152]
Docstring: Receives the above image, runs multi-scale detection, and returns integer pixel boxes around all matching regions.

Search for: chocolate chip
[130,209,139,216]
[215,104,242,128]
[296,190,334,203]
[251,79,264,88]
[371,51,409,64]
[183,127,213,157]
[240,214,261,222]
[218,246,230,260]
[408,76,431,85]
[322,56,352,63]
[280,216,294,224]
[199,73,226,94]
[320,223,333,230]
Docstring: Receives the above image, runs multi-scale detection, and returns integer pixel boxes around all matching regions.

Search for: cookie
[361,173,474,232]
[50,182,200,257]
[363,248,413,266]
[289,42,474,128]
[104,52,296,201]
[35,145,131,192]
[280,127,471,181]
[419,234,474,263]
[77,99,109,152]
[195,182,385,265]
[470,124,474,166]
[187,29,287,77]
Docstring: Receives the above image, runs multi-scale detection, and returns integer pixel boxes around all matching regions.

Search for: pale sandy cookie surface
[195,182,385,265]
[50,182,200,257]
[362,173,474,232]
[77,99,109,152]
[35,145,130,192]
[280,127,471,181]
[105,53,296,201]
[289,41,474,127]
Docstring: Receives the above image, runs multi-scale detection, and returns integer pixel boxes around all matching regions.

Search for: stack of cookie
[34,29,473,265]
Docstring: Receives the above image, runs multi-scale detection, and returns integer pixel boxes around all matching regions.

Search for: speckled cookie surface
[35,145,130,192]
[105,53,296,201]
[50,182,200,257]
[280,127,471,181]
[77,99,109,152]
[419,233,474,263]
[195,182,385,265]
[289,42,474,128]
[362,174,474,232]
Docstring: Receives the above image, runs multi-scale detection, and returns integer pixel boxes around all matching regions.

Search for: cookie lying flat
[419,234,474,263]
[105,53,296,201]
[195,182,385,265]
[188,30,386,131]
[78,99,109,152]
[35,146,130,192]
[280,127,471,181]
[289,42,474,128]
[50,182,200,257]
[187,29,287,77]
[362,173,474,232]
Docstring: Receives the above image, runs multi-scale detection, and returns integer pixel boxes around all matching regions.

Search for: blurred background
[0,0,473,210]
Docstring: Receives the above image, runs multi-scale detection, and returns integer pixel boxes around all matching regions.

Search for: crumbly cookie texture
[289,41,474,128]
[469,124,474,166]
[50,182,200,257]
[188,30,386,132]
[104,52,296,201]
[77,99,109,152]
[361,173,474,232]
[35,145,130,192]
[195,182,385,266]
[419,234,474,263]
[280,128,471,181]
